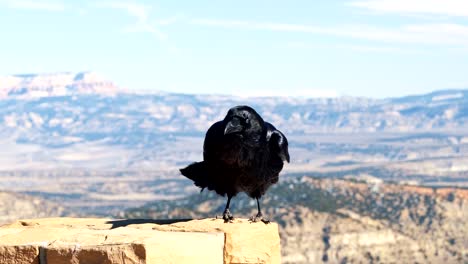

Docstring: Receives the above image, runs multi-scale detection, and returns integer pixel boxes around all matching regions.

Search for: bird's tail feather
[180,162,211,190]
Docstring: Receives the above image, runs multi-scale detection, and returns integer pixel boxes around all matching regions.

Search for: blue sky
[1,0,468,98]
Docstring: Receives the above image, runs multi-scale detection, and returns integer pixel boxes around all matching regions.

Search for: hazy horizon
[1,70,468,100]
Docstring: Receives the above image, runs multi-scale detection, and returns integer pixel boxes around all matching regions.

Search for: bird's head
[223,105,264,136]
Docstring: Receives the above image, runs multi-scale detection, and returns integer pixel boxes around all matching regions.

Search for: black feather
[180,105,290,222]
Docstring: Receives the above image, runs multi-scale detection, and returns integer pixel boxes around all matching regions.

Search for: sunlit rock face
[0,218,280,264]
[0,72,118,99]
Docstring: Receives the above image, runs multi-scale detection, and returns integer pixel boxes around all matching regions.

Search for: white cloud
[122,22,167,40]
[100,1,149,21]
[349,0,468,17]
[155,15,183,26]
[344,44,402,53]
[288,42,408,53]
[341,24,468,45]
[405,23,468,37]
[192,19,468,46]
[0,0,65,11]
[234,88,339,98]
[96,1,169,40]
[191,19,329,34]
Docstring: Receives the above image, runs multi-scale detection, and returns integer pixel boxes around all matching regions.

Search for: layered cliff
[0,192,65,224]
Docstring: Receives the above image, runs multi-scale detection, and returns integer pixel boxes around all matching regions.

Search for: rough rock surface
[0,217,280,264]
[277,179,468,263]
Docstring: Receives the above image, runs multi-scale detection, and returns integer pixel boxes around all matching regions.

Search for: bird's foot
[249,213,270,224]
[222,209,234,223]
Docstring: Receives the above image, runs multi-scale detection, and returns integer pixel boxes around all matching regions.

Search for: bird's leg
[222,195,234,223]
[249,197,270,224]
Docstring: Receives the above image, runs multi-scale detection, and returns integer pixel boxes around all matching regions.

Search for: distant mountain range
[0,72,467,170]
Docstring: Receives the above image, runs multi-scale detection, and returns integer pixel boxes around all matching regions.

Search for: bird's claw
[249,213,270,224]
[222,209,234,223]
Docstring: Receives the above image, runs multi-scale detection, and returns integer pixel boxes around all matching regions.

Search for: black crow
[180,105,289,223]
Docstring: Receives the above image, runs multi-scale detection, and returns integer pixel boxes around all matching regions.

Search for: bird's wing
[203,121,225,162]
[265,122,290,163]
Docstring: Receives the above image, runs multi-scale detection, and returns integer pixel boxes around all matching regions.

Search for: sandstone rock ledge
[0,218,280,264]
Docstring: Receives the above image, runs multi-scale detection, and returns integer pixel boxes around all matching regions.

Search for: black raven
[180,105,290,223]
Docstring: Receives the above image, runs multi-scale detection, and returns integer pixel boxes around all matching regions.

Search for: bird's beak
[280,152,290,163]
[224,119,243,135]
